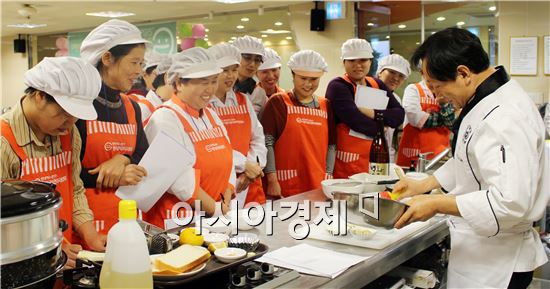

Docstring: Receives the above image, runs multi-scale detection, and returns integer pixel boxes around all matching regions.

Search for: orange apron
[128,93,156,120]
[209,92,265,206]
[143,96,233,229]
[1,121,75,242]
[333,75,380,179]
[396,83,451,167]
[81,95,137,234]
[275,92,329,197]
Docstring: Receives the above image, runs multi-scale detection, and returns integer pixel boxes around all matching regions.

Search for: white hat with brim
[168,48,223,82]
[287,50,328,78]
[181,60,223,79]
[378,65,409,78]
[24,56,101,120]
[291,69,324,78]
[80,19,150,66]
[376,54,411,78]
[341,38,374,60]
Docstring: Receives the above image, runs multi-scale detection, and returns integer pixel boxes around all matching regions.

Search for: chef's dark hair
[411,28,489,81]
[96,43,146,73]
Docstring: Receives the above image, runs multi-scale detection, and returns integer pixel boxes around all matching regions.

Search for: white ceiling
[1,1,310,38]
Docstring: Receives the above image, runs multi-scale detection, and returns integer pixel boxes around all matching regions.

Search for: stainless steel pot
[1,180,66,288]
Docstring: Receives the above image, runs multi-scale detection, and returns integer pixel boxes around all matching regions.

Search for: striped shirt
[0,99,93,228]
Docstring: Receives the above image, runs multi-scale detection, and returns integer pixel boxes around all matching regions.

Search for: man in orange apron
[250,48,285,116]
[326,39,405,178]
[261,50,336,198]
[208,43,267,208]
[396,79,455,167]
[144,47,235,229]
[1,57,106,268]
[78,19,149,235]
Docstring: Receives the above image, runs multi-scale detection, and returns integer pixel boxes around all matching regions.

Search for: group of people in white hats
[1,18,456,268]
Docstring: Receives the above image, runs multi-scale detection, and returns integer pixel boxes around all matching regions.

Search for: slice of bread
[155,245,211,273]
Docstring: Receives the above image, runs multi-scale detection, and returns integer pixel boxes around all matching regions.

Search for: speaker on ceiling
[310,8,326,31]
[14,37,26,53]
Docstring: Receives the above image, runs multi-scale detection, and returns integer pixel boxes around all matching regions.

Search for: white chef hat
[24,57,101,120]
[80,19,149,66]
[167,47,222,83]
[258,48,282,71]
[341,38,373,60]
[376,54,411,78]
[144,52,164,71]
[287,50,328,77]
[155,54,173,75]
[232,35,265,57]
[208,43,241,68]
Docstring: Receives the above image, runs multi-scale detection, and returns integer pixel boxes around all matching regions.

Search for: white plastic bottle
[99,200,153,289]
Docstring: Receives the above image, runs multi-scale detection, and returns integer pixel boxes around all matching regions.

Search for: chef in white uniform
[394,28,548,289]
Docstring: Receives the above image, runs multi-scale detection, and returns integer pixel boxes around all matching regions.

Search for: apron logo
[205,143,226,153]
[296,117,322,126]
[104,142,113,151]
[463,125,472,144]
[104,141,132,152]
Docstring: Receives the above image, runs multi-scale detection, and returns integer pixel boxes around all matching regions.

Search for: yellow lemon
[179,228,204,246]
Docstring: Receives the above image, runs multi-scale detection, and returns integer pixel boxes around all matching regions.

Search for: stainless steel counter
[251,189,449,289]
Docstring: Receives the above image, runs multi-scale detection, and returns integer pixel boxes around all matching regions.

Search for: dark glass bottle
[369,114,389,175]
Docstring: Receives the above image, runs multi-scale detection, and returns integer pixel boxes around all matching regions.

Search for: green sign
[68,21,176,57]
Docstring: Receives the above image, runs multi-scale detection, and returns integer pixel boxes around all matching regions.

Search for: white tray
[306,221,431,250]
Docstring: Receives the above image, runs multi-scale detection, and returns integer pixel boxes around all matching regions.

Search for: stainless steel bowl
[332,191,408,229]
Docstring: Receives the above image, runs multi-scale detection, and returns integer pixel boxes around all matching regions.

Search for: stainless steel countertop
[250,189,449,289]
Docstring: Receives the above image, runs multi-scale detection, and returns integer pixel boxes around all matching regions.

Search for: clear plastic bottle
[99,200,153,289]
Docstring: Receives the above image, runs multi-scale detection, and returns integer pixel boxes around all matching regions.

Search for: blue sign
[326,1,344,20]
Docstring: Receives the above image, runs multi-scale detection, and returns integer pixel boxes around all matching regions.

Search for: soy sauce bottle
[369,113,389,175]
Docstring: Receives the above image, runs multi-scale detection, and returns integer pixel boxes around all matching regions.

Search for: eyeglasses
[242,54,263,64]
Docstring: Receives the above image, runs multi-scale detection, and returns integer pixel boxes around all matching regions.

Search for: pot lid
[1,180,61,218]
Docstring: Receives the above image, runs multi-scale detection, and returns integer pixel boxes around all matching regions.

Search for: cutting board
[306,221,431,250]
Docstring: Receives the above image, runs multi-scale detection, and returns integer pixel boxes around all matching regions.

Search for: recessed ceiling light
[398,24,407,29]
[415,42,420,45]
[241,17,249,22]
[228,40,234,43]
[260,29,291,34]
[489,6,496,11]
[86,11,135,18]
[286,36,292,40]
[436,16,446,21]
[386,35,390,39]
[274,22,283,26]
[7,23,47,28]
[261,34,268,38]
[205,34,208,38]
[367,22,375,27]
[236,25,244,29]
[204,38,209,41]
[264,41,271,46]
[231,36,237,40]
[456,21,465,26]
[280,40,289,45]
[431,31,436,35]
[205,28,210,32]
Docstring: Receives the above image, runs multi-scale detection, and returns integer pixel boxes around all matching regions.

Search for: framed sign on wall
[510,36,538,76]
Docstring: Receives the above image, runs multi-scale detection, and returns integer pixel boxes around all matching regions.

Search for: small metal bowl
[228,233,260,252]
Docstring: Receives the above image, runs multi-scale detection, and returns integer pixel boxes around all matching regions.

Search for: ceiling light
[367,22,375,27]
[280,40,289,45]
[431,31,436,35]
[489,6,496,11]
[436,16,446,21]
[241,17,249,22]
[286,36,292,40]
[204,38,209,41]
[205,34,208,37]
[7,23,47,29]
[18,5,37,17]
[264,41,271,46]
[274,22,283,26]
[398,24,406,29]
[236,25,244,29]
[205,28,210,32]
[231,36,237,40]
[456,21,465,26]
[386,35,390,39]
[415,42,420,45]
[86,11,135,18]
[260,29,291,34]
[228,40,234,43]
[261,34,268,38]
[215,0,250,3]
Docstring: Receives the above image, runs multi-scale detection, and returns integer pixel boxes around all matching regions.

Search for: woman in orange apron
[144,47,234,229]
[261,50,336,198]
[77,19,149,235]
[375,54,411,163]
[250,48,285,116]
[208,43,267,208]
[326,39,405,179]
[396,79,455,167]
[1,57,105,268]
